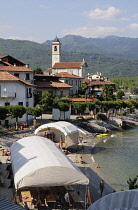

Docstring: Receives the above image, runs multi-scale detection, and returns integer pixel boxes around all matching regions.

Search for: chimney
[26,64,29,68]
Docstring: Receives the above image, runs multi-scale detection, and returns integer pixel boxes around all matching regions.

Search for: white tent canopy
[34,121,84,147]
[34,121,79,136]
[10,136,89,189]
[88,190,138,210]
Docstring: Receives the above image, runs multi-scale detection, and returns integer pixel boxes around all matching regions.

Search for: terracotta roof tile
[88,80,115,86]
[53,62,83,69]
[35,74,59,78]
[0,71,19,81]
[18,78,36,86]
[0,71,35,86]
[0,66,33,72]
[44,68,52,72]
[70,98,99,102]
[35,81,72,88]
[54,72,84,79]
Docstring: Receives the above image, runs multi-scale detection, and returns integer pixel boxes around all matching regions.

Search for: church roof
[44,68,52,73]
[53,62,84,69]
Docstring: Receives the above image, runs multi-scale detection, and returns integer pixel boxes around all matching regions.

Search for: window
[26,88,32,98]
[5,102,10,106]
[54,46,57,51]
[14,73,19,77]
[70,80,73,85]
[18,102,23,106]
[76,80,77,85]
[26,73,30,80]
[26,102,29,107]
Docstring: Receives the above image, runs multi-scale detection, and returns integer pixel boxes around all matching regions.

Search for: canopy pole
[85,185,88,210]
[86,185,93,209]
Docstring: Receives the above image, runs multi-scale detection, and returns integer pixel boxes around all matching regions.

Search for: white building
[54,72,84,95]
[51,36,88,78]
[0,56,35,127]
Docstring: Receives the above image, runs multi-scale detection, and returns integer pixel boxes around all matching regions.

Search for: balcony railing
[0,92,16,98]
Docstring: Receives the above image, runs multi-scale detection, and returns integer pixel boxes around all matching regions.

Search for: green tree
[116,90,125,99]
[0,106,9,121]
[8,105,26,129]
[26,106,43,126]
[34,67,43,74]
[72,102,86,114]
[80,82,89,95]
[101,85,116,101]
[129,86,138,94]
[33,88,42,106]
[40,92,53,112]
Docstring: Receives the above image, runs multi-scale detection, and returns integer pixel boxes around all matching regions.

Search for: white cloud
[64,26,119,38]
[40,4,48,9]
[129,23,138,30]
[84,7,122,20]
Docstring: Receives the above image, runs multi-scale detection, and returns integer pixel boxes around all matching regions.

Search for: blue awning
[0,197,25,210]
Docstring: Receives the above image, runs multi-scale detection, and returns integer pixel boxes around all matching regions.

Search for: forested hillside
[0,37,138,78]
[44,35,138,60]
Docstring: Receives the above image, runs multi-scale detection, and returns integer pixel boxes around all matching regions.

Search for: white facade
[10,71,34,84]
[87,72,107,81]
[52,66,86,78]
[0,81,34,126]
[52,108,71,120]
[59,78,82,95]
[52,37,62,67]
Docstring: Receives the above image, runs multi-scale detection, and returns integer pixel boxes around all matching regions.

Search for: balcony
[0,92,16,98]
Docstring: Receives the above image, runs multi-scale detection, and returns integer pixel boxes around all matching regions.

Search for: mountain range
[0,35,138,78]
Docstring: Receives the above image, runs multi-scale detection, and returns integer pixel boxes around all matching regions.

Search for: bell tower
[52,36,61,67]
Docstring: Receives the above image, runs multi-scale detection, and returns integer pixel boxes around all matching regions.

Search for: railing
[0,92,16,98]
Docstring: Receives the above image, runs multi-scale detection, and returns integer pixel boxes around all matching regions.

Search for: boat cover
[88,190,138,210]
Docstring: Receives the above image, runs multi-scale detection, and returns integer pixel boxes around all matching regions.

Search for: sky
[1,0,138,43]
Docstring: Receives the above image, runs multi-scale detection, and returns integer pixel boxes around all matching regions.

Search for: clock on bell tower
[52,36,62,67]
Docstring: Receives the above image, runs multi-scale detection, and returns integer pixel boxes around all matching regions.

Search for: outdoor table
[21,191,32,202]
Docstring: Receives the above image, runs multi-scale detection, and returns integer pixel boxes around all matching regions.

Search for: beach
[0,111,138,205]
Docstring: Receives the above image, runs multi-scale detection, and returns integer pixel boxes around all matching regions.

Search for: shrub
[117,111,127,116]
[96,112,107,121]
[9,126,16,131]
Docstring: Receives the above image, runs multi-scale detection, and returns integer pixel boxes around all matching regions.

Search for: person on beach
[79,156,85,164]
[96,163,100,168]
[100,180,104,197]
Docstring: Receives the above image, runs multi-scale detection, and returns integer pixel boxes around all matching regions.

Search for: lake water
[93,127,138,191]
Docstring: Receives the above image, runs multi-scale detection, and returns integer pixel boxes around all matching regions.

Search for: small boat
[96,133,109,138]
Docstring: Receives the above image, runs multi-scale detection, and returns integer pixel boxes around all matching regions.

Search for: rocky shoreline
[72,110,138,135]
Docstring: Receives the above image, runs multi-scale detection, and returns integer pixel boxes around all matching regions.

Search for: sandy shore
[68,134,114,203]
